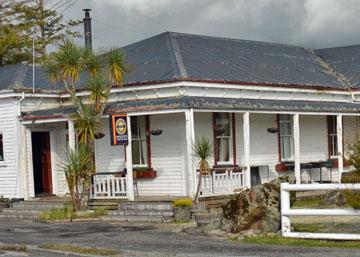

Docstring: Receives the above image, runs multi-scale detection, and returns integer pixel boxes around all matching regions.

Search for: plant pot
[135,169,157,179]
[0,202,9,213]
[173,206,192,223]
[194,211,223,232]
[94,132,105,139]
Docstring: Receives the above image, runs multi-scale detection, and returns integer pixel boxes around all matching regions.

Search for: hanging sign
[110,114,128,145]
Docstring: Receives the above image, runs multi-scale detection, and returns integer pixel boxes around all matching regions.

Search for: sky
[64,0,360,51]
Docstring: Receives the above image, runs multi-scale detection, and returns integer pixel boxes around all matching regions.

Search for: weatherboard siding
[137,113,185,196]
[95,120,126,174]
[94,114,186,196]
[0,99,20,198]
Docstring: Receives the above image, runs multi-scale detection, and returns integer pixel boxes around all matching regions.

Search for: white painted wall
[0,99,20,198]
[194,112,214,165]
[95,120,126,173]
[138,113,185,196]
[248,113,279,182]
[53,123,68,195]
[95,113,186,196]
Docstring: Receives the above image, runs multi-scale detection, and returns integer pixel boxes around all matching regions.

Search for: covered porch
[21,96,360,201]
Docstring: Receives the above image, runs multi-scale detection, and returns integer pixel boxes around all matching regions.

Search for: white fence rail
[199,170,244,197]
[281,183,360,240]
[90,173,128,199]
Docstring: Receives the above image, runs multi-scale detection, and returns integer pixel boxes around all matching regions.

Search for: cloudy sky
[64,0,360,51]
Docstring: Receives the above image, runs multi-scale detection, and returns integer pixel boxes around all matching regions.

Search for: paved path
[0,219,360,257]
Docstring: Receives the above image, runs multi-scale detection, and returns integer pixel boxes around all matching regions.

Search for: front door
[32,132,53,196]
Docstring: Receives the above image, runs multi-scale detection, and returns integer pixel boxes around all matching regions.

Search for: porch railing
[199,169,245,197]
[90,172,128,199]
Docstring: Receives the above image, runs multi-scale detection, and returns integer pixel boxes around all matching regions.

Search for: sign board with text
[110,114,128,145]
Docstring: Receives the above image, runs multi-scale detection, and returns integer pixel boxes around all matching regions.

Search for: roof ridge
[311,49,353,88]
[164,32,188,78]
[166,31,307,50]
[10,64,27,89]
[316,44,360,51]
[169,33,188,77]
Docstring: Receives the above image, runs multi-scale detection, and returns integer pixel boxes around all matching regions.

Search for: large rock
[222,176,295,233]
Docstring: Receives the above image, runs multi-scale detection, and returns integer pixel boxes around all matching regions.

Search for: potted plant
[0,196,10,212]
[173,198,193,222]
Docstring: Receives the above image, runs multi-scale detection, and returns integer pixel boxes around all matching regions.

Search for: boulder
[323,191,346,206]
[222,176,295,234]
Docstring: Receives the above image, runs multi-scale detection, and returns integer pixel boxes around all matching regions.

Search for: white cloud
[64,0,360,49]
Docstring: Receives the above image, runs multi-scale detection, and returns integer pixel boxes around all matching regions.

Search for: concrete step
[119,201,173,211]
[11,203,67,210]
[103,215,173,222]
[14,200,71,205]
[115,209,173,216]
[0,213,39,220]
[88,199,123,210]
[3,209,42,215]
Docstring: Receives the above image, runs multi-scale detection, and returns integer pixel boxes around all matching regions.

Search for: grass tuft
[0,244,27,252]
[242,235,360,249]
[40,243,119,256]
[39,206,107,220]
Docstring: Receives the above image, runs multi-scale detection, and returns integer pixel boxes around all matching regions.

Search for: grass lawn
[40,243,119,256]
[292,198,325,208]
[241,235,360,249]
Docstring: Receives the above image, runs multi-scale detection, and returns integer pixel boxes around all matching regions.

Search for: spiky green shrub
[193,136,213,203]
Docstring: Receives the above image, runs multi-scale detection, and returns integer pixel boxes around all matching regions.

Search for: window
[328,116,338,157]
[279,114,293,161]
[131,116,148,166]
[213,113,232,164]
[0,134,3,161]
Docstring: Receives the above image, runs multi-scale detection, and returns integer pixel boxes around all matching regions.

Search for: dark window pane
[0,134,4,161]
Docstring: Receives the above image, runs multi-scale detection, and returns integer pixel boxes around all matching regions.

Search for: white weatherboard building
[1,32,360,200]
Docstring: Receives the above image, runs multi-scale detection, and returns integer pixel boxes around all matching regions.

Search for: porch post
[68,120,76,151]
[126,115,135,201]
[243,112,251,188]
[185,109,196,198]
[293,114,301,184]
[337,114,343,181]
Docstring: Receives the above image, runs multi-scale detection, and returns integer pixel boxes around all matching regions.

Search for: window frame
[0,133,4,163]
[213,112,234,166]
[131,116,151,168]
[278,114,294,162]
[327,115,338,159]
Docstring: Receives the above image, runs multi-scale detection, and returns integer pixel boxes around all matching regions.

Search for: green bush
[342,138,360,209]
[0,196,9,203]
[173,198,193,208]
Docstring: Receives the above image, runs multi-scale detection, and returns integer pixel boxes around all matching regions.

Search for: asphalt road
[0,219,360,257]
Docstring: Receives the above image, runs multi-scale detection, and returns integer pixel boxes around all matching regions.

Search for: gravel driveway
[0,219,360,257]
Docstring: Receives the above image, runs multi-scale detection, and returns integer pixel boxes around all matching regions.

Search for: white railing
[90,173,128,199]
[199,170,244,197]
[281,183,360,240]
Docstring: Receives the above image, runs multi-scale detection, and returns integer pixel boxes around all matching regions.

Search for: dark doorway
[250,167,262,187]
[32,132,53,196]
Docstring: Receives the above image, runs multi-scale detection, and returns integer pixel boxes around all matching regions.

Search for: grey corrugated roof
[315,45,360,88]
[22,96,360,120]
[2,31,360,91]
